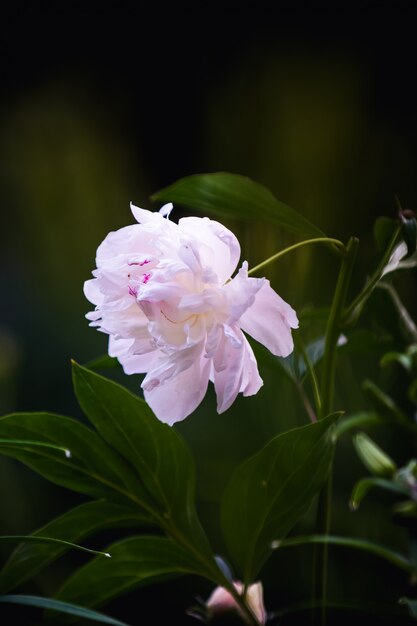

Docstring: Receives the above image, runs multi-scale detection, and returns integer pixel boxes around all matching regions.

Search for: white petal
[142,344,202,391]
[144,355,211,425]
[239,281,298,357]
[108,335,134,358]
[96,225,145,264]
[130,203,157,224]
[178,216,240,283]
[225,262,264,323]
[159,202,173,218]
[84,279,105,306]
[240,337,263,397]
[213,328,245,413]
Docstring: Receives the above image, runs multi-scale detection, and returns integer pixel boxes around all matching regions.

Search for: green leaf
[71,363,216,575]
[274,534,415,574]
[54,536,208,614]
[0,501,149,593]
[374,217,398,253]
[221,413,338,582]
[0,595,132,626]
[83,355,120,372]
[0,438,70,456]
[349,477,408,511]
[0,413,142,502]
[152,172,324,237]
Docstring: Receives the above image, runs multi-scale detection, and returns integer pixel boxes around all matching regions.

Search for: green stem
[314,236,359,626]
[294,334,322,418]
[343,225,401,326]
[319,237,359,419]
[248,238,346,276]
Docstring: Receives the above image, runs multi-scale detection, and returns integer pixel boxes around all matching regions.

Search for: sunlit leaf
[0,501,149,593]
[0,594,131,626]
[221,413,338,582]
[152,172,324,237]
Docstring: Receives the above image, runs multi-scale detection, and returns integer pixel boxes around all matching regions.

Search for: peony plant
[0,173,416,626]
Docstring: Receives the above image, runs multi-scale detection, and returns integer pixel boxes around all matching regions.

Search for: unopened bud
[206,581,266,625]
[353,432,397,478]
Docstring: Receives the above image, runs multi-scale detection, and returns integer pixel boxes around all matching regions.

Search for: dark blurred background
[1,2,417,624]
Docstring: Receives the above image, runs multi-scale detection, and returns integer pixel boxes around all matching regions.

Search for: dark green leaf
[374,217,399,253]
[0,438,70,455]
[0,413,142,502]
[72,363,216,575]
[152,172,324,237]
[54,536,208,614]
[0,501,149,593]
[0,595,131,626]
[275,534,415,574]
[83,355,120,372]
[221,413,338,582]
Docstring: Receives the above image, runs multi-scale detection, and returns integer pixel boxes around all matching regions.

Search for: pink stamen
[128,259,151,267]
[142,273,151,284]
[128,285,137,297]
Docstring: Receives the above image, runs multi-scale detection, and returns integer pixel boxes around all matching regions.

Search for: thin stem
[294,334,322,417]
[314,236,359,626]
[343,225,401,326]
[248,238,346,276]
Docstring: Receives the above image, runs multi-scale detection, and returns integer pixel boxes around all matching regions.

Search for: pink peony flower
[206,581,267,624]
[84,203,298,424]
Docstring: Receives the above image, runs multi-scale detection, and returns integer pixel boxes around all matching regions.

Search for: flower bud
[354,432,397,477]
[206,581,266,624]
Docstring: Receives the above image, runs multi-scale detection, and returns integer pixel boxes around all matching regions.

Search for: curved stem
[248,238,346,276]
[343,225,401,326]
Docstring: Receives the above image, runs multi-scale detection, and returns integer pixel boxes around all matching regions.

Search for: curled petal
[84,278,105,307]
[240,281,299,357]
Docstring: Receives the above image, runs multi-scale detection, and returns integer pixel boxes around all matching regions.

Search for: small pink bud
[206,581,267,624]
